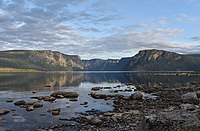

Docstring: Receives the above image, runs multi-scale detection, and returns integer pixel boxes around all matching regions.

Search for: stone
[91,87,103,91]
[26,106,34,111]
[0,109,10,115]
[14,100,26,106]
[51,91,79,98]
[180,104,196,111]
[33,102,43,108]
[181,92,198,102]
[130,92,143,100]
[0,118,6,122]
[90,117,102,125]
[52,111,60,115]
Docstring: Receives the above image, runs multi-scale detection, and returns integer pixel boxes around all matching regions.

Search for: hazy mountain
[0,50,84,71]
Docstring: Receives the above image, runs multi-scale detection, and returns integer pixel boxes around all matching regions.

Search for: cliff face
[83,49,200,71]
[0,50,84,71]
[123,49,200,71]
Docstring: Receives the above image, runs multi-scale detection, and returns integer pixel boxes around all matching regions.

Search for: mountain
[83,49,200,71]
[0,50,84,71]
[82,59,119,71]
[123,49,200,71]
[0,49,200,71]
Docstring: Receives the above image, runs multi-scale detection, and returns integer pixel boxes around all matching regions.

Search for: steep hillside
[124,49,200,71]
[0,50,84,71]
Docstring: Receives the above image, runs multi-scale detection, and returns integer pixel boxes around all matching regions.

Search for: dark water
[0,72,199,130]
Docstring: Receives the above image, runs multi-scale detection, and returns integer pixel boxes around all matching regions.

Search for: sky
[0,0,200,59]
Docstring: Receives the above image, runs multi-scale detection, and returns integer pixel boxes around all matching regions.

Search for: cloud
[191,36,200,41]
[176,14,200,22]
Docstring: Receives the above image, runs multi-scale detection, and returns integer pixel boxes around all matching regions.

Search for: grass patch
[0,68,37,72]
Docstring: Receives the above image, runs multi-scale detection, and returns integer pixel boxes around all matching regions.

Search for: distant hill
[0,49,200,71]
[0,50,84,71]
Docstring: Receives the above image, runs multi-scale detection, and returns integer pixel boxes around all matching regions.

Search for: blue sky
[0,0,200,59]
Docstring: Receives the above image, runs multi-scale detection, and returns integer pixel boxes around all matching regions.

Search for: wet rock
[0,109,10,115]
[33,102,43,108]
[124,89,132,92]
[104,87,112,89]
[51,91,79,98]
[43,96,56,101]
[180,104,196,111]
[50,108,61,115]
[90,117,102,125]
[32,91,37,93]
[52,111,60,115]
[90,92,107,99]
[80,102,88,105]
[26,106,34,111]
[69,98,78,102]
[59,117,70,121]
[91,87,103,91]
[0,118,6,122]
[130,92,143,100]
[181,92,198,103]
[6,99,13,103]
[14,100,26,106]
[114,90,119,93]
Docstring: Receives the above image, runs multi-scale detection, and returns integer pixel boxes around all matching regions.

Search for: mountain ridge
[0,49,200,71]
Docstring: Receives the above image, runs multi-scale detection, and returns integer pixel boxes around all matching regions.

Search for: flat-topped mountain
[0,49,200,71]
[0,50,84,71]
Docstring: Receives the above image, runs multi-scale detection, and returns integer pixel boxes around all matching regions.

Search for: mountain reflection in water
[0,72,199,91]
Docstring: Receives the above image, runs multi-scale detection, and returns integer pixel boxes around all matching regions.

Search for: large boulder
[181,92,198,103]
[51,91,79,98]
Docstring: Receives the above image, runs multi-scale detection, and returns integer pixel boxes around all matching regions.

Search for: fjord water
[0,72,200,130]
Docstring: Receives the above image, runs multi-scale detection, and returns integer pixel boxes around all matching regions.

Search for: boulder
[90,117,102,125]
[14,100,26,106]
[33,102,43,108]
[51,91,79,98]
[130,92,143,100]
[0,109,10,115]
[181,92,198,103]
[91,87,103,91]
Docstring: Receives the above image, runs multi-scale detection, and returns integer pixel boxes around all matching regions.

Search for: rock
[51,91,79,98]
[0,118,6,122]
[59,117,70,121]
[43,96,56,101]
[44,85,52,87]
[52,111,60,115]
[90,92,107,99]
[32,91,37,93]
[90,117,102,125]
[130,92,143,100]
[69,98,78,102]
[14,100,26,106]
[80,102,88,105]
[104,87,112,89]
[114,90,119,93]
[180,104,196,111]
[6,99,13,103]
[181,92,198,103]
[33,102,43,108]
[91,87,103,91]
[26,106,34,111]
[0,109,10,115]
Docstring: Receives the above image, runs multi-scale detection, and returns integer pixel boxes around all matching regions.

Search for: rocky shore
[1,82,200,131]
[37,82,200,130]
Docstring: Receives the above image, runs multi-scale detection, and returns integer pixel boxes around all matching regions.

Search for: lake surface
[0,72,199,130]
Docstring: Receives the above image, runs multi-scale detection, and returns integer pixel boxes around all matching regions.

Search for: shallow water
[0,72,199,130]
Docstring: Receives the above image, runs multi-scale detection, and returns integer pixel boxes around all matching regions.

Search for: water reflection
[0,72,199,91]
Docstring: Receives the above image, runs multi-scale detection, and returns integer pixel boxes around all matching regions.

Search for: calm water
[0,72,199,130]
